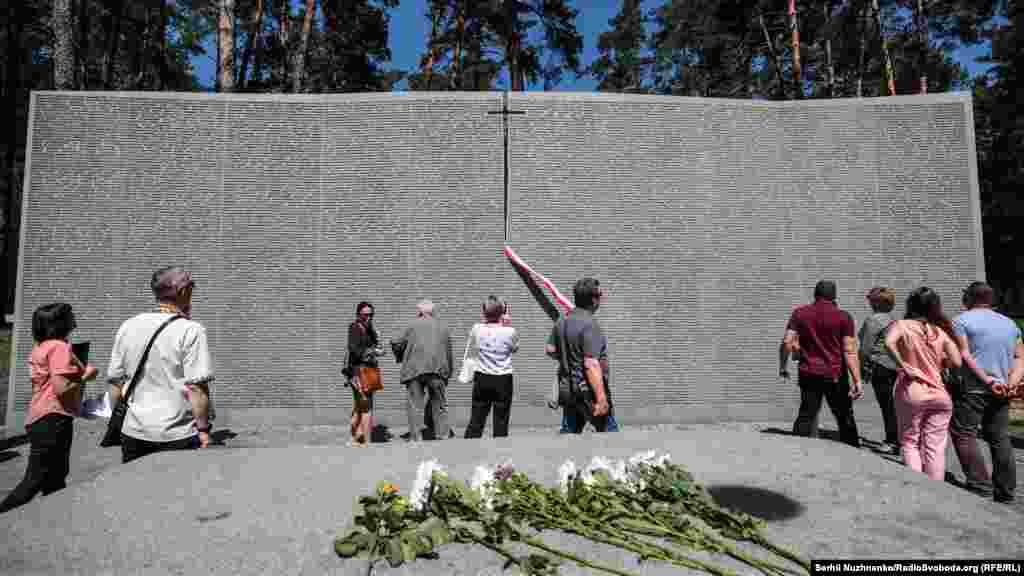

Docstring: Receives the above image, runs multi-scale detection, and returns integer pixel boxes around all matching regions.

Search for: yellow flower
[381,483,399,495]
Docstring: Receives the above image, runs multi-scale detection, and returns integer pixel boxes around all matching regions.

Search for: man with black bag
[546,278,612,433]
[105,266,215,463]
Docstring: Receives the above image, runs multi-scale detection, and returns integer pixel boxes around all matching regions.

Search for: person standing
[463,296,519,438]
[345,301,383,447]
[884,287,962,480]
[546,278,612,434]
[859,287,900,453]
[0,303,97,513]
[390,300,453,442]
[780,280,863,447]
[107,266,215,464]
[949,282,1023,503]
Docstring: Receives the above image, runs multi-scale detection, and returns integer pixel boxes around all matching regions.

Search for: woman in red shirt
[0,303,97,513]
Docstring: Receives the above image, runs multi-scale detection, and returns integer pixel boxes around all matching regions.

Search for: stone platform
[1,418,1021,575]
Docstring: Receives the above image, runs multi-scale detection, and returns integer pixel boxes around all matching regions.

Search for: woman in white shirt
[463,296,519,438]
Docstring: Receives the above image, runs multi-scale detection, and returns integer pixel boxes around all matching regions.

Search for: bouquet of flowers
[335,453,810,576]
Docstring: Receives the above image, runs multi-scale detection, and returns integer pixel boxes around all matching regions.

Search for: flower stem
[522,536,640,576]
[753,536,812,573]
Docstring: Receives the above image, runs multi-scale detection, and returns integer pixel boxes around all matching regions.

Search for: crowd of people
[344,278,614,444]
[1,265,1020,515]
[780,280,1023,504]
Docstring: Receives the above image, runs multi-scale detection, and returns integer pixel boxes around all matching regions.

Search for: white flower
[470,465,497,510]
[628,450,658,468]
[557,460,577,492]
[625,450,671,492]
[410,459,446,512]
[584,456,628,484]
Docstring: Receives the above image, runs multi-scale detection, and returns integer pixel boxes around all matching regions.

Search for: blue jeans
[560,409,619,433]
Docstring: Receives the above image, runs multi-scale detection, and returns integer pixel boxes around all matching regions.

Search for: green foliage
[589,0,650,92]
[0,334,10,371]
[410,0,583,91]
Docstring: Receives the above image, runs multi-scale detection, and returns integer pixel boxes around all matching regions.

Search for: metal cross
[488,91,525,242]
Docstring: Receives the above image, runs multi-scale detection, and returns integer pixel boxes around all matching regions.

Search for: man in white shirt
[107,266,215,463]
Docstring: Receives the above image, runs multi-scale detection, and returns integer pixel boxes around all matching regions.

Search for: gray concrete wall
[5,92,983,429]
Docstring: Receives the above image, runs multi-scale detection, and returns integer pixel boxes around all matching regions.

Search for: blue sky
[194,0,994,91]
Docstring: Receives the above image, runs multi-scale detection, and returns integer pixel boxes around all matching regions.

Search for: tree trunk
[760,12,786,99]
[129,8,146,88]
[275,0,289,91]
[455,6,464,89]
[873,0,896,95]
[53,0,76,90]
[913,0,928,93]
[102,0,123,89]
[823,0,835,97]
[788,0,802,99]
[505,0,521,90]
[77,0,90,88]
[3,1,25,318]
[856,0,868,97]
[156,0,169,89]
[291,0,316,93]
[239,0,264,89]
[219,0,236,92]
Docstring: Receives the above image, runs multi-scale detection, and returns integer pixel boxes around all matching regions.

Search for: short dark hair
[356,301,374,316]
[482,295,505,322]
[573,277,602,310]
[866,287,896,313]
[814,280,837,301]
[963,282,994,307]
[32,302,76,343]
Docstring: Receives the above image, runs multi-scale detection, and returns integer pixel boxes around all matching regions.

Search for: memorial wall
[6,91,983,429]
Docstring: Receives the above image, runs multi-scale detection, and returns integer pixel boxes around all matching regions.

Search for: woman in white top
[463,296,519,438]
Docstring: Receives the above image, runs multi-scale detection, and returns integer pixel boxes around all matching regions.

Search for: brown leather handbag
[358,365,383,393]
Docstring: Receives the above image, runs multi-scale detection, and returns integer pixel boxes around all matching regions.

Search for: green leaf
[400,538,417,563]
[387,536,405,567]
[419,516,452,547]
[334,528,371,558]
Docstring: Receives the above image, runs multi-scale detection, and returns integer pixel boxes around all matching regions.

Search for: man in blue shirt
[949,282,1024,503]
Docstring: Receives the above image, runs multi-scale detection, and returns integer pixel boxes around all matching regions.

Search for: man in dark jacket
[391,300,453,442]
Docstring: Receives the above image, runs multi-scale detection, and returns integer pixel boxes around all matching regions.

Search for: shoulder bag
[556,318,586,407]
[457,325,479,385]
[99,314,182,447]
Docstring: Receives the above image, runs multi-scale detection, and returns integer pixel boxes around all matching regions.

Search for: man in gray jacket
[391,300,453,442]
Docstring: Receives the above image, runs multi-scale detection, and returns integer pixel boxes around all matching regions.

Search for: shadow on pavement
[706,485,805,521]
[371,424,394,443]
[210,429,237,446]
[0,451,20,464]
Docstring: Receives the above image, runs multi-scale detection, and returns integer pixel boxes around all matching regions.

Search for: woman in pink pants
[884,287,962,481]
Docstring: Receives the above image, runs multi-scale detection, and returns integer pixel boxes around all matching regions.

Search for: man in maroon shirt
[779,280,864,447]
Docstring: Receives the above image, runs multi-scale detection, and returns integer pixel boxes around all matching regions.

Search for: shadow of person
[706,485,805,522]
[0,450,20,464]
[760,427,858,444]
[210,429,238,446]
[370,424,393,444]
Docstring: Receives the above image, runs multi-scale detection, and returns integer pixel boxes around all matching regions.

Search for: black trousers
[870,364,900,446]
[122,434,198,464]
[0,413,74,514]
[464,372,514,438]
[950,386,1016,502]
[793,373,861,447]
